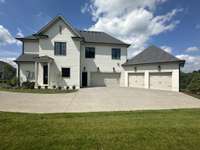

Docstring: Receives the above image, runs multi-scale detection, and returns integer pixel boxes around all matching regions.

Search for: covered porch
[34,56,54,88]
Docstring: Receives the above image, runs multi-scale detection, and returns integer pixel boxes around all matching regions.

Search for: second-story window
[112,48,121,60]
[54,42,66,56]
[85,47,95,58]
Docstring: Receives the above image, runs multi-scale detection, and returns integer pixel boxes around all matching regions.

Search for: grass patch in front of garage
[0,87,77,94]
[0,109,200,150]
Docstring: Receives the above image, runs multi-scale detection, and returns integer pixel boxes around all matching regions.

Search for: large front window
[85,47,95,58]
[54,42,66,56]
[112,48,121,60]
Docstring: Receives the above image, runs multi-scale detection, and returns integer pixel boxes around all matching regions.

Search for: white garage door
[149,72,172,91]
[128,73,144,88]
[90,72,120,87]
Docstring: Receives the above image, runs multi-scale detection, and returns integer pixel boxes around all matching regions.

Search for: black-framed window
[54,42,66,56]
[85,47,95,58]
[62,68,70,77]
[112,48,121,60]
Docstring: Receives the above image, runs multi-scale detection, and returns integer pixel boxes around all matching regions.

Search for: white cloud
[0,57,17,68]
[161,46,172,53]
[83,0,182,57]
[195,24,200,29]
[0,0,5,3]
[0,25,16,45]
[81,3,90,14]
[186,46,200,52]
[16,28,23,46]
[16,28,24,38]
[0,25,23,46]
[176,54,200,72]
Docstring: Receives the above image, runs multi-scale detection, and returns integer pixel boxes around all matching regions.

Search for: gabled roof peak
[36,15,81,37]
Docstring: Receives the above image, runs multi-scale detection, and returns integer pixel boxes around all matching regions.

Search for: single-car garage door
[90,72,120,87]
[128,73,144,88]
[149,72,172,91]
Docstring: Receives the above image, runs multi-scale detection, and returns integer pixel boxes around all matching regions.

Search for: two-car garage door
[128,72,172,91]
[90,72,120,87]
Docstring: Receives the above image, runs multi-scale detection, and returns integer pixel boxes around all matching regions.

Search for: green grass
[0,109,200,150]
[0,87,77,94]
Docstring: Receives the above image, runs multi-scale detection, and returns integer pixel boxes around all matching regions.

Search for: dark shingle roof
[16,34,48,41]
[15,54,39,62]
[16,15,129,46]
[77,30,130,47]
[123,45,185,66]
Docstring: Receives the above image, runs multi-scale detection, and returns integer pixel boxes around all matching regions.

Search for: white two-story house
[15,16,185,91]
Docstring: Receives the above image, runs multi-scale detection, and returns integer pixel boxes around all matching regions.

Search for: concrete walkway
[0,87,200,113]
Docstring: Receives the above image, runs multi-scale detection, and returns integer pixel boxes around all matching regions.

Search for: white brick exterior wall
[24,41,39,54]
[80,44,127,86]
[37,19,81,88]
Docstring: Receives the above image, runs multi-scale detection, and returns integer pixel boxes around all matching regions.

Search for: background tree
[3,64,16,80]
[187,72,200,94]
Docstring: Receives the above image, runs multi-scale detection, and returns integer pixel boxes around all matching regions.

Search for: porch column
[48,62,50,87]
[35,62,38,87]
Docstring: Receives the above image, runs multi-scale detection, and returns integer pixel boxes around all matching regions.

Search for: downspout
[22,41,24,54]
[79,41,82,88]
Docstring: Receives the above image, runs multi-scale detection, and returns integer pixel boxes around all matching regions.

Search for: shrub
[58,86,62,90]
[66,86,69,90]
[8,77,18,87]
[45,86,48,90]
[53,85,56,89]
[0,83,11,89]
[72,85,76,90]
[22,81,35,89]
[38,86,41,89]
[187,73,200,94]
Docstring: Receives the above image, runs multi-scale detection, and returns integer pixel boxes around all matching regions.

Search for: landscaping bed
[0,87,77,94]
[0,109,200,150]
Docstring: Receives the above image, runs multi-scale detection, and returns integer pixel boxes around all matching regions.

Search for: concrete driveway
[0,87,200,113]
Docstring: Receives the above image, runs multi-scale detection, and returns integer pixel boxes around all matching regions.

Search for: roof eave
[122,60,186,66]
[83,41,131,47]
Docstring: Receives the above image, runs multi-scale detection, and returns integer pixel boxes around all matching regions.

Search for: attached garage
[90,72,120,87]
[149,72,172,91]
[128,73,144,88]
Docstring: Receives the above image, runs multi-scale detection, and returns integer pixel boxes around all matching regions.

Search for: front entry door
[43,64,48,84]
[82,72,87,87]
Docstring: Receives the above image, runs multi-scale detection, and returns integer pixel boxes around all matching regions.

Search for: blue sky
[0,0,199,72]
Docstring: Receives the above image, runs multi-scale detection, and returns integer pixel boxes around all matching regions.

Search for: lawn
[0,109,200,150]
[0,87,77,94]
